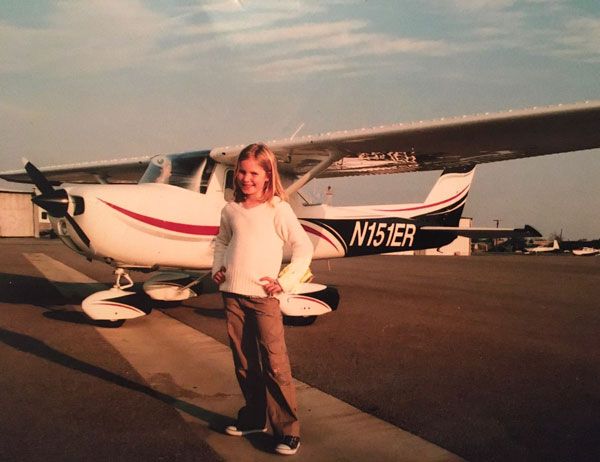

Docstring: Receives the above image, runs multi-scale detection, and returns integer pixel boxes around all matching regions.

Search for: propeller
[23,159,91,247]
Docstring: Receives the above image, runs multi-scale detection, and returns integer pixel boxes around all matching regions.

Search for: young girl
[212,143,313,456]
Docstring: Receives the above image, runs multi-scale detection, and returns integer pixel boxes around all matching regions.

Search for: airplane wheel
[283,315,317,326]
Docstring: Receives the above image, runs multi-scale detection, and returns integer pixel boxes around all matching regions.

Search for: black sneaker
[275,435,301,455]
[224,423,267,436]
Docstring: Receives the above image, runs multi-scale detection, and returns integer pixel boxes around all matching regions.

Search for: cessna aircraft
[2,101,600,325]
[572,247,600,256]
[524,239,561,254]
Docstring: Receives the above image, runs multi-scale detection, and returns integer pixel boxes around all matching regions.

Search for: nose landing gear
[81,267,151,325]
[113,267,134,289]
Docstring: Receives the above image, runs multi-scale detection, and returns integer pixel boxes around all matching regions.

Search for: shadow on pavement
[0,272,106,307]
[0,327,230,430]
[193,307,226,320]
[42,310,127,328]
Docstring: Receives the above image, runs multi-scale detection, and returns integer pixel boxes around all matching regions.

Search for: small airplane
[524,239,561,254]
[2,101,600,325]
[572,247,600,256]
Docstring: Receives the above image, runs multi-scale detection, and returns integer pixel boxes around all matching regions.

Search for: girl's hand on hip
[213,267,226,284]
[260,277,283,296]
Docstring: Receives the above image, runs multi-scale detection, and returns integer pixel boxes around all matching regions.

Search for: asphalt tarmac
[0,240,221,462]
[169,252,600,462]
[1,238,599,462]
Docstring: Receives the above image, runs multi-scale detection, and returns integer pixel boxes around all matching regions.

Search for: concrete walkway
[25,252,465,462]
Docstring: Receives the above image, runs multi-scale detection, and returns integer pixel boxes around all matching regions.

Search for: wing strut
[285,152,344,196]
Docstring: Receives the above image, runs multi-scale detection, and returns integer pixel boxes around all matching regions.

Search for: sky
[1,0,599,239]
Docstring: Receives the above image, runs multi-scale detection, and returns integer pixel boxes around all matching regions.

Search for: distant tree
[548,231,564,242]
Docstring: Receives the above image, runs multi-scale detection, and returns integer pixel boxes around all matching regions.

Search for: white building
[420,217,473,256]
[0,189,48,237]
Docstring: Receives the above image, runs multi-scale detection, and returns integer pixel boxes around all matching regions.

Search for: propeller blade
[65,214,91,248]
[23,161,56,195]
[31,189,69,217]
[21,160,90,248]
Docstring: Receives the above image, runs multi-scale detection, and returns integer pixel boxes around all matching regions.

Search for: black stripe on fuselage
[411,193,468,225]
[304,217,458,257]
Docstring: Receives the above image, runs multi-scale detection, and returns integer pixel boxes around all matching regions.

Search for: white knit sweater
[211,197,313,297]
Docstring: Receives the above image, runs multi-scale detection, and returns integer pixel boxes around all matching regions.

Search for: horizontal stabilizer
[420,224,541,238]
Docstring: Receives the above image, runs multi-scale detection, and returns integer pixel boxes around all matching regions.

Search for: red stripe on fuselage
[374,185,469,212]
[302,225,338,250]
[99,199,219,236]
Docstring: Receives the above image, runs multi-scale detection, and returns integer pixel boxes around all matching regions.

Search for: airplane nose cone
[32,189,69,217]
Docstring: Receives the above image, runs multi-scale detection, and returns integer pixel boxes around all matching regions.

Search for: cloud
[176,0,324,36]
[0,101,43,122]
[0,0,173,75]
[0,0,461,81]
[445,0,517,11]
[216,16,455,80]
[2,0,594,78]
[251,54,353,81]
[226,20,366,45]
[199,0,326,15]
[424,0,599,63]
[6,0,595,85]
[554,17,600,62]
[227,20,453,57]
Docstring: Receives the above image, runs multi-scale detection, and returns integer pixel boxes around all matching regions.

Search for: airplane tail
[414,165,476,227]
[552,239,560,250]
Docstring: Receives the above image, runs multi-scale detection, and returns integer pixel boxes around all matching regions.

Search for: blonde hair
[233,143,287,203]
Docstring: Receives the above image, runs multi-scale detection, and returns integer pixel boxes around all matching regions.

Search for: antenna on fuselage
[290,123,305,140]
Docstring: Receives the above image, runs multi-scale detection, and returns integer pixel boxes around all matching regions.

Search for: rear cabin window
[224,169,235,201]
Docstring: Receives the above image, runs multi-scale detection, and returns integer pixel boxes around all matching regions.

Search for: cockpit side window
[140,157,170,185]
[140,151,213,193]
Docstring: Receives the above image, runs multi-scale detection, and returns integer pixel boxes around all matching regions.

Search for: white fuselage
[525,240,560,254]
[572,247,599,256]
[51,163,474,271]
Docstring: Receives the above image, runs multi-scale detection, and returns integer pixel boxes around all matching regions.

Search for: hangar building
[0,189,49,237]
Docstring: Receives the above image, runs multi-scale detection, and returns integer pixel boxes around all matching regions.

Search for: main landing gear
[277,283,340,326]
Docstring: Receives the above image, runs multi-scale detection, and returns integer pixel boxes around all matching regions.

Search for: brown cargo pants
[222,292,300,437]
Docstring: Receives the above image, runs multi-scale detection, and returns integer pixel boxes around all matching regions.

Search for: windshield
[140,151,213,192]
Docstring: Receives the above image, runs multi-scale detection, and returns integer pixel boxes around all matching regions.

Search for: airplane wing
[2,101,599,186]
[212,100,600,193]
[0,156,152,185]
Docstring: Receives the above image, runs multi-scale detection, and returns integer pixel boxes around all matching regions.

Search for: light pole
[493,219,500,249]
